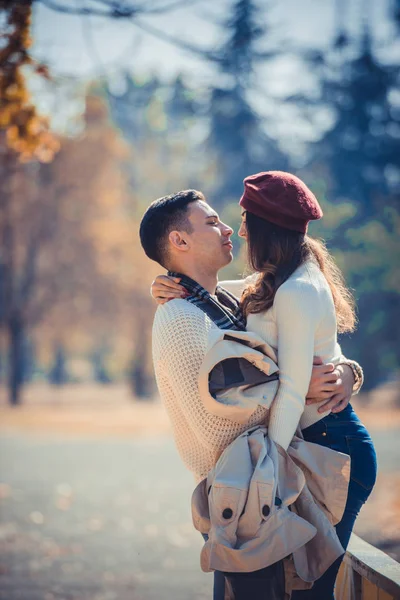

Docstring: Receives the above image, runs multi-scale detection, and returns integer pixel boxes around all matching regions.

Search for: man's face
[185,201,234,270]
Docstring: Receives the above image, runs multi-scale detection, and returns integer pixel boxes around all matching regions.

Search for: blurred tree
[0,1,58,161]
[106,72,207,186]
[33,95,133,375]
[314,31,399,217]
[21,335,36,383]
[393,0,400,31]
[107,74,162,143]
[0,0,208,159]
[0,1,59,402]
[95,84,216,396]
[0,96,130,404]
[339,214,400,388]
[207,0,288,203]
[307,195,400,389]
[90,346,112,384]
[106,1,289,209]
[33,0,199,20]
[298,16,400,389]
[166,74,200,132]
[49,343,69,385]
[128,316,154,399]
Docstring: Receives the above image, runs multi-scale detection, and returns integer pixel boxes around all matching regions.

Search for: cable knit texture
[222,260,343,451]
[152,299,270,481]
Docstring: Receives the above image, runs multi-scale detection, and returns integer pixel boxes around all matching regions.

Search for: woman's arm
[268,280,322,450]
[219,279,247,298]
[338,357,364,394]
[151,273,347,420]
[150,275,252,303]
[219,274,256,298]
[150,275,188,304]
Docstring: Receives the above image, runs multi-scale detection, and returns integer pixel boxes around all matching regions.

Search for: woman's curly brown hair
[240,212,356,334]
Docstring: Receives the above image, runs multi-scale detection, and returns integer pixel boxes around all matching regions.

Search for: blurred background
[0,1,399,599]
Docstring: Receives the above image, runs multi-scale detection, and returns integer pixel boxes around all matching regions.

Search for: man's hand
[306,358,355,414]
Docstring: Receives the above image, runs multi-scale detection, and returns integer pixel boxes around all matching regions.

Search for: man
[139,189,358,599]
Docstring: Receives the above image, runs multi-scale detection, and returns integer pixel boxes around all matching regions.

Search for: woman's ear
[169,230,190,252]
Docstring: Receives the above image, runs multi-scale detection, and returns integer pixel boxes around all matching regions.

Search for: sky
[29,0,398,149]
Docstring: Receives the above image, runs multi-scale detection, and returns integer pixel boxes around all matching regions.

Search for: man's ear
[168,230,190,252]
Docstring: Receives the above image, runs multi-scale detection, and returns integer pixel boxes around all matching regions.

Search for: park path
[0,433,211,600]
[0,397,399,599]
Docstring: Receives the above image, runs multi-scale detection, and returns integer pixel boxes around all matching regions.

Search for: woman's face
[238,211,248,240]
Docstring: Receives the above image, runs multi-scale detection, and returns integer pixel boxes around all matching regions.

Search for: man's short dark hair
[139,189,204,267]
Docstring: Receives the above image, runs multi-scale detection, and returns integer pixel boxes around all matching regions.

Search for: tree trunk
[8,315,24,406]
[129,333,153,400]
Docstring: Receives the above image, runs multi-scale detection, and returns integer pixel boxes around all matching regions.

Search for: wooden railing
[336,534,400,600]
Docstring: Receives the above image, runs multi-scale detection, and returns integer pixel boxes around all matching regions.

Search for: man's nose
[222,222,233,236]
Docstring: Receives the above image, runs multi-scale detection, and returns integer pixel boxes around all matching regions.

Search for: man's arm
[306,356,363,414]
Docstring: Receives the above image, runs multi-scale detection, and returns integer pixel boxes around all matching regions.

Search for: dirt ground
[0,383,399,599]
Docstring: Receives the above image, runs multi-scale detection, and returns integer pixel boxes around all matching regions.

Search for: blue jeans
[291,403,377,600]
[211,404,377,600]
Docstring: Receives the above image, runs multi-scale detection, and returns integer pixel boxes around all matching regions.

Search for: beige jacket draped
[192,328,350,585]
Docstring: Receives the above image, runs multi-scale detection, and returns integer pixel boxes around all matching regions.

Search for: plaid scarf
[168,271,247,331]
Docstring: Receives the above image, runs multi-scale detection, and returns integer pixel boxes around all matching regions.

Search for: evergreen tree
[393,0,400,32]
[207,0,288,203]
[107,73,162,143]
[314,27,399,218]
[216,0,264,86]
[302,19,400,389]
[166,74,199,132]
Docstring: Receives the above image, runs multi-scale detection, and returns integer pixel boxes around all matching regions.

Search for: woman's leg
[213,570,226,600]
[204,536,285,600]
[202,533,226,600]
[223,560,286,600]
[292,405,377,600]
[293,478,373,599]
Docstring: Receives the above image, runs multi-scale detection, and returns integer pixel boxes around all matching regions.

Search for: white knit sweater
[152,260,345,479]
[222,260,343,450]
[152,300,271,481]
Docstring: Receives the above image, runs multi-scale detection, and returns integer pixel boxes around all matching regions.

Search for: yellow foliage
[0,3,58,162]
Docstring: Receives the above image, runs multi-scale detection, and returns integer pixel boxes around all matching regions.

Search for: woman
[151,171,377,599]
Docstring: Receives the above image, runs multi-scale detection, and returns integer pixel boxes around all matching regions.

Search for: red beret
[239,171,323,233]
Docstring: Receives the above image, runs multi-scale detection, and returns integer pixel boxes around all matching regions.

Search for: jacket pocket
[209,485,247,528]
[257,481,274,521]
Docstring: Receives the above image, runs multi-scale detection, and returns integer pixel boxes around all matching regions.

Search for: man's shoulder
[153,299,215,335]
[152,300,217,363]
